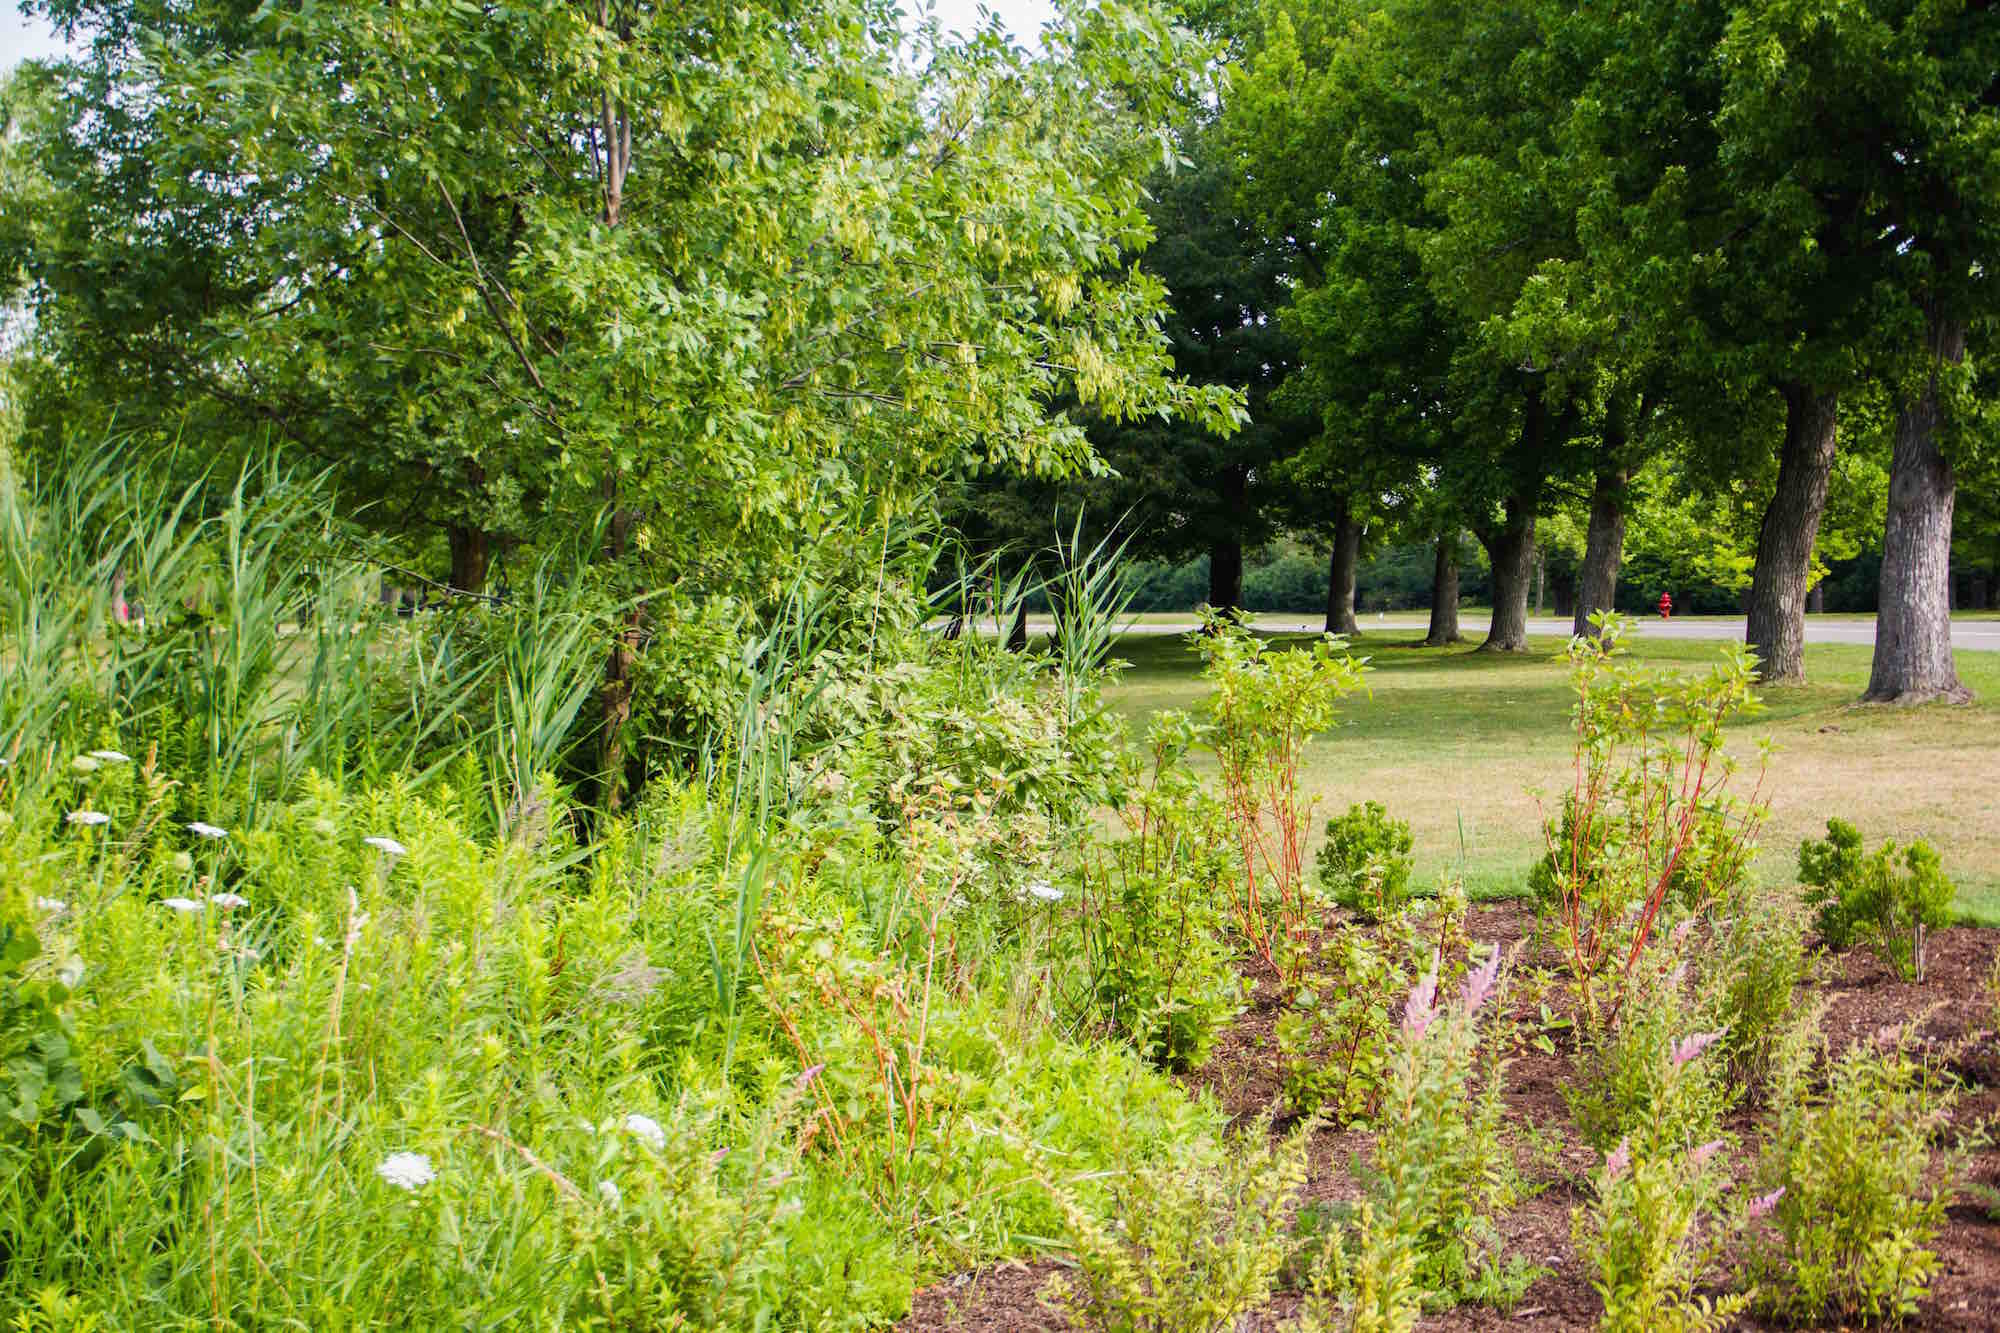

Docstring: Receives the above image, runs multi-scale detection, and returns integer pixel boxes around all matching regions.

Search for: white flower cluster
[621,1113,667,1151]
[376,1151,436,1191]
[158,892,251,914]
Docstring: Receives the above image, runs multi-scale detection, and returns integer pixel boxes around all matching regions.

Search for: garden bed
[902,903,2000,1331]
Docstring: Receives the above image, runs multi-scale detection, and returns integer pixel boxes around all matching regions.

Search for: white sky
[1,1,1061,71]
[2,5,68,70]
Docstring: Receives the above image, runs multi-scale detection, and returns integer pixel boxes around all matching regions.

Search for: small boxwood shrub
[1315,801,1415,919]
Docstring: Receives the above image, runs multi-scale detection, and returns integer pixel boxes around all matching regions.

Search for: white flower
[621,1113,667,1151]
[375,1151,436,1191]
[88,749,131,764]
[70,756,99,774]
[66,810,111,827]
[186,822,227,840]
[597,1179,622,1207]
[364,835,408,857]
[209,892,250,910]
[1024,880,1063,903]
[56,958,84,989]
[160,897,205,913]
[34,897,65,915]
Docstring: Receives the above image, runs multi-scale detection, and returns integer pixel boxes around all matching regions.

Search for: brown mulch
[899,904,2000,1331]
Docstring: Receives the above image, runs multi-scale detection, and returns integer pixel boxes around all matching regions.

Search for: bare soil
[900,904,2000,1331]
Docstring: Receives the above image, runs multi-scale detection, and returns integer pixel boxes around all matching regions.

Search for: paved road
[996,614,2000,651]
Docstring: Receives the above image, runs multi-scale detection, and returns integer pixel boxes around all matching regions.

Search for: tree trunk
[1479,509,1537,652]
[1425,533,1462,646]
[447,524,490,595]
[1208,538,1244,616]
[1325,494,1360,635]
[1744,383,1839,684]
[1865,311,1971,704]
[1478,390,1546,653]
[597,503,642,812]
[1208,463,1251,616]
[1573,464,1631,637]
[1807,582,1825,614]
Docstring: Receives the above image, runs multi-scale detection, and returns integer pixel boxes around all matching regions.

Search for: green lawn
[1102,629,2000,923]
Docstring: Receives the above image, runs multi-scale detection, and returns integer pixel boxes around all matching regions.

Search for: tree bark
[1479,505,1537,652]
[1865,311,1972,704]
[1207,462,1251,615]
[1807,582,1825,614]
[447,524,490,595]
[597,503,640,811]
[1477,390,1546,653]
[1744,383,1839,684]
[1324,493,1360,635]
[1208,538,1244,615]
[1573,464,1631,637]
[1425,533,1462,646]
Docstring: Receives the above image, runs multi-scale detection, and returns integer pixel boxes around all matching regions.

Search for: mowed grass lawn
[1102,627,2000,923]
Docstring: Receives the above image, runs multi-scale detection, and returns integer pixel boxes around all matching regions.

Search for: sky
[1,6,68,69]
[0,1,1061,71]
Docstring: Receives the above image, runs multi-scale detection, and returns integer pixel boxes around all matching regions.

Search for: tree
[1229,0,1468,641]
[7,0,1241,795]
[941,119,1303,618]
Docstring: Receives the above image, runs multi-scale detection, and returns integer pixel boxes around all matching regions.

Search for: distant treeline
[1105,540,1904,618]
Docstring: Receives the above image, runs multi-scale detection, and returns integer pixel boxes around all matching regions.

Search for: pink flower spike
[1690,1138,1727,1168]
[1604,1137,1630,1180]
[1459,946,1502,1018]
[1748,1186,1786,1219]
[709,1147,730,1167]
[1671,919,1694,947]
[795,1063,825,1088]
[1670,1030,1726,1068]
[1402,954,1439,1040]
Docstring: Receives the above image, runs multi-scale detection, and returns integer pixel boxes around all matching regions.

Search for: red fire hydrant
[1658,591,1673,620]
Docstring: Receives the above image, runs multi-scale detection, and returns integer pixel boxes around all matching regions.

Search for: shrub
[1286,1199,1421,1333]
[1798,818,1955,981]
[1193,614,1369,982]
[1049,1114,1312,1333]
[1276,923,1405,1121]
[1744,1018,1961,1323]
[1575,1139,1747,1333]
[1539,614,1766,1019]
[1315,802,1415,919]
[1694,890,1811,1090]
[1567,946,1737,1154]
[1072,714,1245,1070]
[1360,946,1535,1309]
